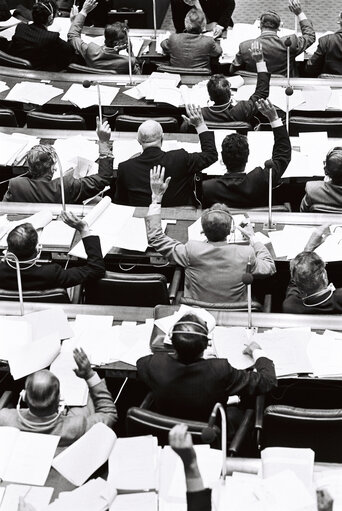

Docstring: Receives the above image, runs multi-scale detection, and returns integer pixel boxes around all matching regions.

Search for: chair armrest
[228,408,254,456]
[140,392,155,409]
[0,390,14,409]
[255,394,265,450]
[262,294,272,313]
[168,267,182,304]
[70,284,82,304]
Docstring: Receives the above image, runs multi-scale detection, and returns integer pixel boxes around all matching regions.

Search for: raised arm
[288,0,315,56]
[68,0,98,59]
[238,222,276,277]
[248,41,271,103]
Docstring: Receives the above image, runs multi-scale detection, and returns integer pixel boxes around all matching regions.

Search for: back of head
[201,203,232,242]
[171,313,208,363]
[27,144,56,179]
[184,7,206,34]
[325,147,342,185]
[207,74,231,105]
[137,120,163,148]
[7,223,38,260]
[104,22,126,48]
[290,251,327,296]
[260,10,281,31]
[221,133,249,172]
[25,370,60,417]
[32,0,56,25]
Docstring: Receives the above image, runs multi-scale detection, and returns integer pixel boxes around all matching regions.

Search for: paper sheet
[261,447,315,489]
[212,326,253,369]
[47,477,114,511]
[308,331,342,377]
[268,87,305,112]
[110,493,158,511]
[299,87,332,111]
[39,220,75,249]
[0,485,53,511]
[0,318,32,361]
[24,308,73,341]
[62,84,120,108]
[267,226,316,259]
[5,82,63,106]
[50,350,89,406]
[154,305,216,336]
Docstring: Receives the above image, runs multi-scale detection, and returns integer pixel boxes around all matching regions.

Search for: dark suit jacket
[137,352,276,422]
[202,125,291,208]
[171,0,235,33]
[8,22,75,70]
[113,131,217,207]
[283,281,342,314]
[3,156,114,204]
[0,0,10,20]
[0,235,105,291]
[230,20,315,77]
[188,489,212,511]
[305,29,342,76]
[202,71,270,125]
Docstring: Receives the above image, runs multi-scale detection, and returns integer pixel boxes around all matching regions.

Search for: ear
[323,163,329,176]
[20,389,26,402]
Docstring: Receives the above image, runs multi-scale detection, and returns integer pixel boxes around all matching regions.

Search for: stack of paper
[123,72,181,101]
[0,132,39,166]
[262,447,315,488]
[220,23,259,62]
[47,478,115,511]
[110,493,158,511]
[267,225,316,259]
[53,136,99,176]
[0,484,53,511]
[62,84,120,109]
[308,330,342,377]
[188,214,248,243]
[39,220,76,250]
[6,82,63,106]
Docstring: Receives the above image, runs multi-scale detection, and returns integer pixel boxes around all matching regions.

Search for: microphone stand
[242,262,257,337]
[263,159,276,231]
[204,403,227,483]
[285,37,293,132]
[124,21,135,86]
[5,252,24,316]
[82,80,103,129]
[55,152,66,212]
[152,0,157,41]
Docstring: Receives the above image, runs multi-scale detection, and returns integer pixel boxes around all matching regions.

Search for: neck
[142,142,162,150]
[227,167,246,174]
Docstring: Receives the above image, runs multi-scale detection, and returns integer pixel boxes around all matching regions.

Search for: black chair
[83,268,182,307]
[0,286,81,304]
[0,108,18,127]
[0,50,32,69]
[67,63,118,75]
[309,204,342,213]
[115,114,179,133]
[318,74,342,79]
[26,111,86,130]
[157,64,211,75]
[232,70,284,78]
[289,116,342,137]
[206,121,253,134]
[179,295,272,313]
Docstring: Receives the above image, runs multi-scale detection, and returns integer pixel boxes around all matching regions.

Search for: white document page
[47,477,113,511]
[0,485,53,511]
[24,308,73,341]
[0,210,53,248]
[245,131,273,173]
[299,132,329,165]
[62,84,120,109]
[268,87,306,112]
[154,305,216,335]
[117,320,154,366]
[6,82,63,106]
[52,423,117,486]
[299,87,332,111]
[112,216,148,252]
[110,492,158,511]
[39,220,75,249]
[261,447,315,489]
[212,326,254,369]
[113,139,141,168]
[8,133,39,166]
[314,469,342,511]
[268,226,316,259]
[307,331,342,377]
[0,318,32,361]
[0,427,20,479]
[50,351,89,406]
[0,136,29,166]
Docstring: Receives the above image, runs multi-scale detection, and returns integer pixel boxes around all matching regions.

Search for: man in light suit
[230,0,315,77]
[170,0,235,37]
[145,166,276,303]
[305,12,342,77]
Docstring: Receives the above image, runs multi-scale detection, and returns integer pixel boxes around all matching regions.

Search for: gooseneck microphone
[201,402,227,483]
[263,159,276,231]
[242,261,253,330]
[82,79,102,125]
[284,37,293,132]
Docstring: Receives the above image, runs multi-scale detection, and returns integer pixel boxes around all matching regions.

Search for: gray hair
[184,8,206,34]
[201,203,232,242]
[27,145,57,179]
[290,251,327,295]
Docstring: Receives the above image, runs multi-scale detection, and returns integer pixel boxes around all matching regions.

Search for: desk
[225,457,342,475]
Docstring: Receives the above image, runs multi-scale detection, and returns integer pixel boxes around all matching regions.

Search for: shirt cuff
[270,118,283,128]
[196,123,208,135]
[298,12,307,22]
[256,61,268,73]
[148,203,162,215]
[253,349,268,362]
[87,373,101,388]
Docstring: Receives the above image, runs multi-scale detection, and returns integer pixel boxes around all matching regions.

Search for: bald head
[25,370,60,417]
[137,120,163,149]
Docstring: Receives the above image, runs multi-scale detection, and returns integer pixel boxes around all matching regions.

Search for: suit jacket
[161,33,222,70]
[68,13,135,73]
[202,71,270,125]
[230,20,315,76]
[170,0,235,33]
[0,235,105,291]
[202,125,291,208]
[113,131,217,207]
[145,206,276,302]
[283,280,342,314]
[3,156,113,204]
[187,490,212,511]
[0,376,117,446]
[0,0,10,20]
[8,22,75,71]
[300,180,342,212]
[305,30,342,77]
[137,352,276,421]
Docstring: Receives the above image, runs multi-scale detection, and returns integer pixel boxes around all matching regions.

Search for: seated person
[3,120,113,204]
[146,166,276,303]
[170,0,235,36]
[300,147,342,212]
[0,211,105,291]
[202,99,291,209]
[137,313,277,437]
[0,0,10,20]
[230,1,315,77]
[161,8,222,70]
[201,41,270,126]
[305,11,342,77]
[7,0,75,71]
[0,347,117,446]
[113,105,217,207]
[68,0,138,73]
[283,225,342,314]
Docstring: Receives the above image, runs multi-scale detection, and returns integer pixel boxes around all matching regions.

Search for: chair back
[0,50,32,69]
[84,271,170,306]
[157,64,211,75]
[67,63,118,74]
[289,116,342,137]
[26,111,86,130]
[309,203,342,213]
[0,288,70,303]
[180,296,264,311]
[0,108,18,127]
[205,121,253,134]
[261,405,342,462]
[115,114,179,133]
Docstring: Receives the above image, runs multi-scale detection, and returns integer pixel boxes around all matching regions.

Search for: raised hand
[73,347,95,380]
[243,341,262,357]
[169,424,197,468]
[249,40,264,63]
[256,98,279,123]
[150,165,171,203]
[288,0,302,16]
[96,117,111,144]
[182,104,205,128]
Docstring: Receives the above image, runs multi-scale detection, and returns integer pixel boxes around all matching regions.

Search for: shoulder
[239,38,253,51]
[305,180,325,193]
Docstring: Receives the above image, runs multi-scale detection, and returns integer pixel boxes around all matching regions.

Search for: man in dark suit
[230,0,315,77]
[170,0,235,37]
[3,120,113,204]
[202,99,291,209]
[8,0,75,70]
[0,211,105,291]
[0,0,10,20]
[113,105,218,207]
[305,12,342,77]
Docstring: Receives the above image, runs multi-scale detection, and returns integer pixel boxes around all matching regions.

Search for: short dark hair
[207,74,231,105]
[184,8,205,33]
[171,313,208,363]
[27,145,56,179]
[221,133,249,172]
[32,0,56,25]
[260,10,281,30]
[325,147,342,185]
[7,223,38,260]
[201,203,232,242]
[290,251,327,296]
[25,370,60,417]
[104,22,126,48]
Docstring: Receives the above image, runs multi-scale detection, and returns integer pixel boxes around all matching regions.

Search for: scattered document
[0,484,53,511]
[39,220,76,250]
[110,492,158,511]
[261,447,315,488]
[212,326,254,369]
[62,84,120,109]
[6,82,64,106]
[50,350,89,406]
[53,136,99,175]
[267,226,316,259]
[299,86,332,111]
[0,427,59,485]
[24,308,73,341]
[269,87,306,112]
[123,72,181,102]
[0,210,53,247]
[47,477,115,511]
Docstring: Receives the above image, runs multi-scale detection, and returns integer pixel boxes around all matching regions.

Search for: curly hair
[221,133,249,172]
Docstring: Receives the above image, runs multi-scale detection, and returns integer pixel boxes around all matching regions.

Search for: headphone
[36,0,54,22]
[302,283,336,308]
[17,389,66,429]
[169,320,209,339]
[201,208,239,241]
[3,245,43,270]
[259,10,281,29]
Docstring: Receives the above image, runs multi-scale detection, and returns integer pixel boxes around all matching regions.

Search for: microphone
[4,252,24,316]
[284,37,293,132]
[124,20,135,86]
[152,0,157,41]
[263,159,276,231]
[82,79,102,125]
[201,403,227,483]
[242,262,254,330]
